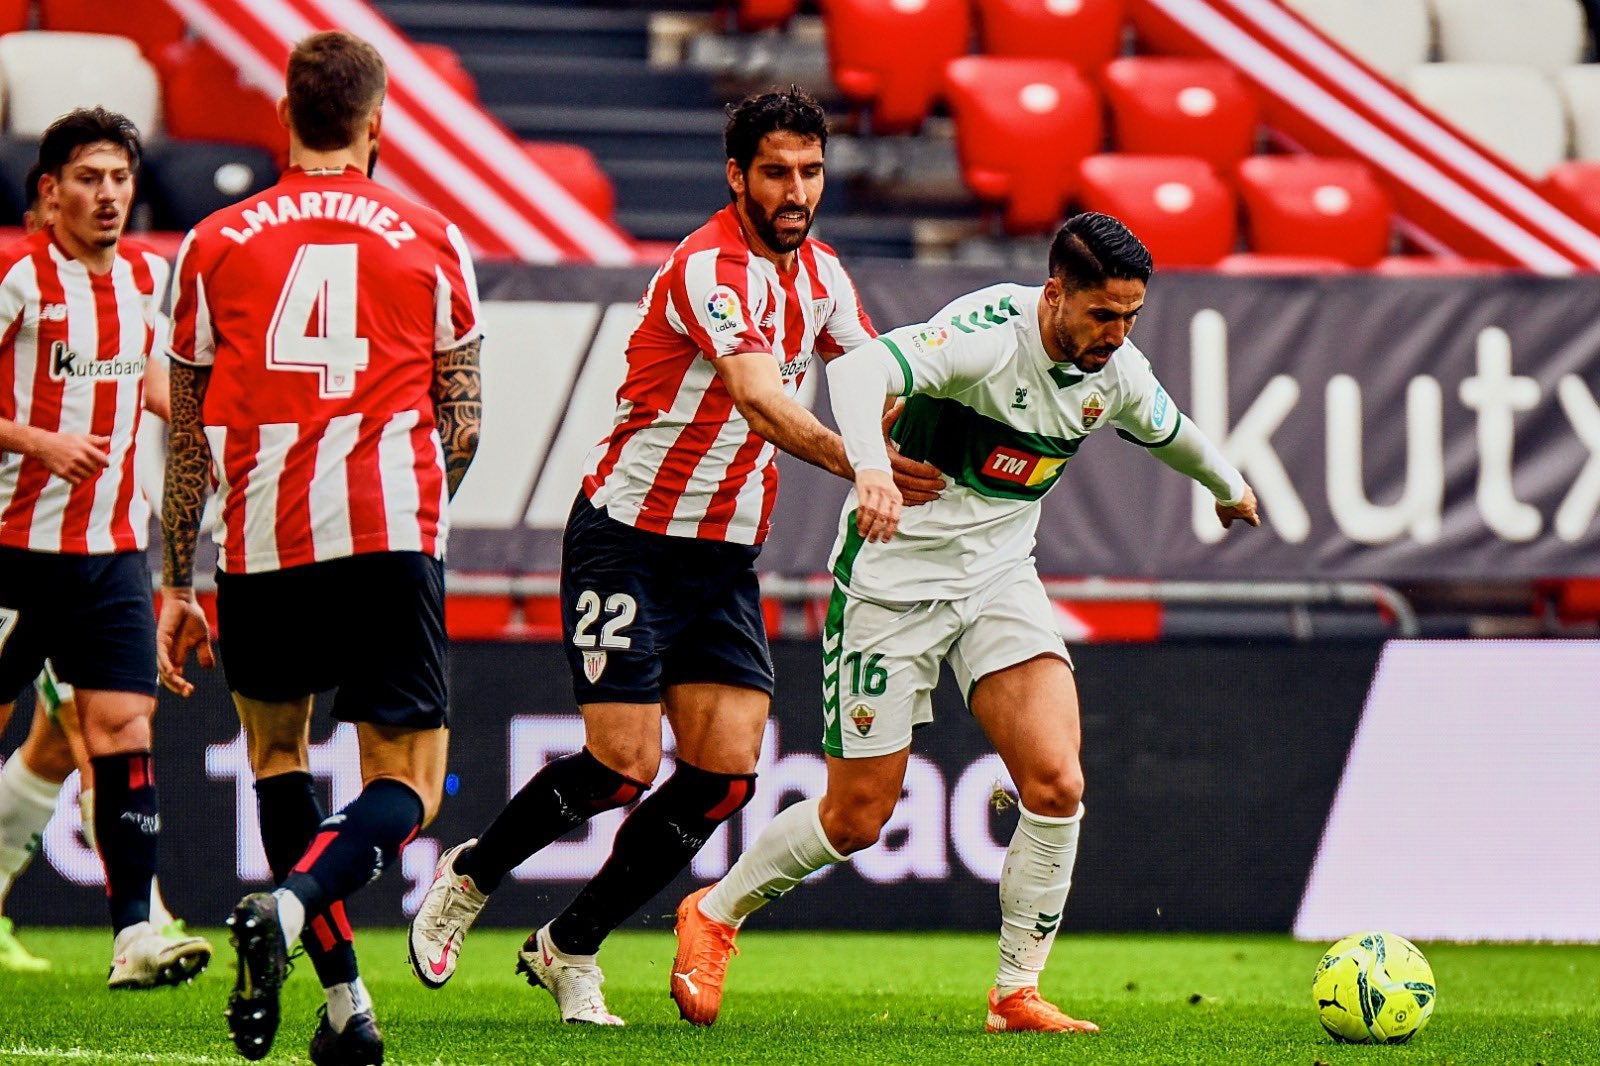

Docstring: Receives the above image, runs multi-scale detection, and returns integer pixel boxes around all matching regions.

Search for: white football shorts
[820,559,1072,759]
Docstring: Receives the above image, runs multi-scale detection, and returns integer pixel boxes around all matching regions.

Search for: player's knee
[585,735,661,785]
[1019,764,1084,819]
[17,729,75,783]
[818,797,893,856]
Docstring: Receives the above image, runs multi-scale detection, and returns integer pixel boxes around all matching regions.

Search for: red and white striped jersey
[168,165,481,574]
[582,204,874,544]
[0,228,167,554]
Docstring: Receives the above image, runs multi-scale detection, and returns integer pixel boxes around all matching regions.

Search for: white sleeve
[1141,413,1246,505]
[1109,346,1178,445]
[825,340,903,474]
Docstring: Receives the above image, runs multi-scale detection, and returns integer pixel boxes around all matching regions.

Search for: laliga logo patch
[849,704,876,736]
[913,325,949,350]
[582,650,608,684]
[1081,391,1105,429]
[705,287,742,333]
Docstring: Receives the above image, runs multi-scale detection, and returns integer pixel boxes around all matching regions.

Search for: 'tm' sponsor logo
[983,446,1065,488]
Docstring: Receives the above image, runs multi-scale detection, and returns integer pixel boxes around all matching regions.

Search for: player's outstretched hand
[854,468,902,543]
[33,431,111,485]
[1216,485,1260,529]
[881,401,943,505]
[156,587,216,697]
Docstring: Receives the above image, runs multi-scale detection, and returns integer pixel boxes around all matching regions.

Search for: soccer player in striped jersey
[672,214,1260,1032]
[0,159,190,974]
[157,30,481,1066]
[0,108,212,989]
[406,86,942,1026]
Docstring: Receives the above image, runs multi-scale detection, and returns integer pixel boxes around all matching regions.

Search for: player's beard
[744,194,812,254]
[367,140,380,178]
[1054,326,1117,374]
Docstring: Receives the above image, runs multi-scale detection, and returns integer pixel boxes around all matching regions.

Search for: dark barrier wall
[2,641,1382,933]
[445,265,1600,580]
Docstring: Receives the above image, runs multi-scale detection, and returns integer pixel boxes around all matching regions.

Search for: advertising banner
[4,641,1382,934]
[445,264,1600,581]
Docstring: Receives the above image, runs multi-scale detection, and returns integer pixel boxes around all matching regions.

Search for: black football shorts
[216,551,447,729]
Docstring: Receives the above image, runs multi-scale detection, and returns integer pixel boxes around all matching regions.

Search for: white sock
[324,977,373,1033]
[79,788,96,851]
[148,877,174,929]
[995,802,1083,998]
[700,798,847,927]
[271,887,306,946]
[0,756,64,905]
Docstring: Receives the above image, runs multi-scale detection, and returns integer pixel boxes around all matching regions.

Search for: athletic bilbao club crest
[849,704,876,736]
[582,650,608,684]
[1081,391,1105,429]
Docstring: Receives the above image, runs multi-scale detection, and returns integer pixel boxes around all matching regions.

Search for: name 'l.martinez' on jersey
[581,204,875,545]
[830,283,1179,603]
[0,228,168,554]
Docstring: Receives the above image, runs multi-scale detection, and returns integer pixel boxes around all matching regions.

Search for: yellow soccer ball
[1312,931,1436,1044]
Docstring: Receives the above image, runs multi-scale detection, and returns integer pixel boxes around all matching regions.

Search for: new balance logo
[40,303,68,322]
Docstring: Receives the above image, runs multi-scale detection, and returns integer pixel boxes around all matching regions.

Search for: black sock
[254,772,358,988]
[281,778,423,917]
[548,760,755,955]
[457,748,648,893]
[91,752,157,933]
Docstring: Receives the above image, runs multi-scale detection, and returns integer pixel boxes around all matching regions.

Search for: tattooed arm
[161,361,212,589]
[156,360,216,695]
[433,337,483,500]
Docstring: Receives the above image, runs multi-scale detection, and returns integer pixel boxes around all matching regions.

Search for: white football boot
[407,839,488,989]
[515,924,624,1025]
[107,920,212,989]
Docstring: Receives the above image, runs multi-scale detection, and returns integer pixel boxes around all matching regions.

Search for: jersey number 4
[267,244,370,399]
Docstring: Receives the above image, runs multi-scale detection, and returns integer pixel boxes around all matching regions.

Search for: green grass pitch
[1,928,1596,1064]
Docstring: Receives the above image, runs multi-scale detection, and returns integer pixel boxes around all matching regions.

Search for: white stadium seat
[0,31,161,139]
[1556,65,1600,161]
[1430,0,1587,74]
[1406,62,1569,178]
[1281,0,1432,84]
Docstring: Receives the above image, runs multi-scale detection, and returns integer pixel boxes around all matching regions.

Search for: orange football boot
[985,987,1100,1033]
[671,885,741,1026]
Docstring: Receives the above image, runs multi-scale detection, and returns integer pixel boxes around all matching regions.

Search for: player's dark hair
[1049,212,1154,292]
[287,30,387,151]
[22,161,42,211]
[724,86,828,191]
[36,107,141,178]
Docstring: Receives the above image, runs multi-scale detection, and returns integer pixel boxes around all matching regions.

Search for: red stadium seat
[39,0,186,57]
[1373,255,1513,275]
[0,0,25,34]
[523,141,617,225]
[732,0,801,32]
[974,0,1124,69]
[1215,253,1351,274]
[156,39,285,163]
[1235,155,1391,267]
[1545,161,1600,231]
[1102,57,1259,175]
[945,57,1102,234]
[415,43,479,104]
[1076,154,1236,266]
[823,0,970,134]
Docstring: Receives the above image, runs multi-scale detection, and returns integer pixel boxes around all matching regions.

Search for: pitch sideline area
[1,929,1595,1064]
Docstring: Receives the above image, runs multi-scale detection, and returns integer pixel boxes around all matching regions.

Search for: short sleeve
[670,247,769,360]
[433,223,483,351]
[814,254,875,355]
[1109,344,1180,446]
[871,319,1011,399]
[165,229,215,368]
